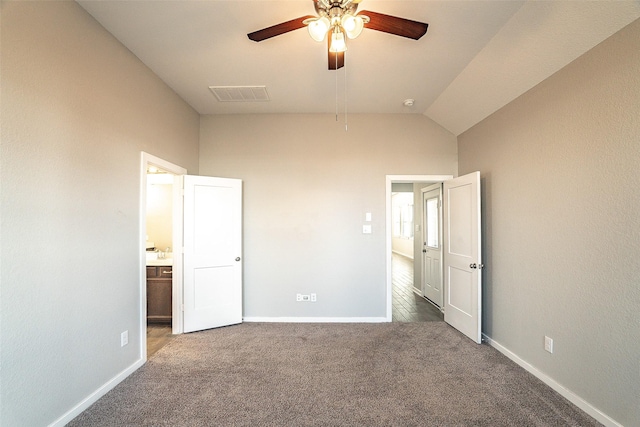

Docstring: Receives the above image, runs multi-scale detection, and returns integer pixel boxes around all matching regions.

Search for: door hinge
[181,304,185,312]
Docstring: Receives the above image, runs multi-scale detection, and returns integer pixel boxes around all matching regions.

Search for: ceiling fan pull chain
[344,57,348,131]
[335,53,339,122]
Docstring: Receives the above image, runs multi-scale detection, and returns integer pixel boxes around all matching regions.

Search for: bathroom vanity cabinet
[146,265,172,324]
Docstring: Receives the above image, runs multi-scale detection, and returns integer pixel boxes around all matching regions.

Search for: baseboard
[391,250,413,260]
[243,317,389,323]
[482,333,622,427]
[48,358,145,427]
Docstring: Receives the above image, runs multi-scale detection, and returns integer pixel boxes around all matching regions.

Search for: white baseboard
[391,250,414,260]
[482,333,622,427]
[243,317,389,323]
[48,358,145,427]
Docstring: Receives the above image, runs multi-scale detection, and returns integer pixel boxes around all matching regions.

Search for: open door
[443,172,482,343]
[182,175,242,333]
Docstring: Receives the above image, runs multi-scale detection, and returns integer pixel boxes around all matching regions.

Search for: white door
[183,175,242,333]
[422,184,443,307]
[443,172,482,343]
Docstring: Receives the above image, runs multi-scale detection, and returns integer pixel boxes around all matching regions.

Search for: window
[402,204,413,238]
[393,206,402,237]
[426,197,439,248]
[392,192,414,239]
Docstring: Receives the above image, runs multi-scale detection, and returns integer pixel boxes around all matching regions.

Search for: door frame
[140,152,187,360]
[385,175,453,321]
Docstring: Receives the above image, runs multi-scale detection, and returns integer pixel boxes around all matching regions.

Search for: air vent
[209,86,270,102]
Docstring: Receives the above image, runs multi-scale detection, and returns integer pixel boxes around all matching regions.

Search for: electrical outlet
[121,330,129,347]
[310,293,317,302]
[296,294,303,302]
[544,336,553,353]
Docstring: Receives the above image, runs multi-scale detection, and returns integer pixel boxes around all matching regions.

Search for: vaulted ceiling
[78,1,640,135]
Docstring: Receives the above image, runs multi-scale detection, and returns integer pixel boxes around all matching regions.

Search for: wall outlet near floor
[310,293,317,302]
[121,330,129,347]
[296,293,312,302]
[544,336,553,353]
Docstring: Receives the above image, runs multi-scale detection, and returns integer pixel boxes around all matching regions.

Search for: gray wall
[458,18,640,426]
[200,114,457,319]
[0,2,199,425]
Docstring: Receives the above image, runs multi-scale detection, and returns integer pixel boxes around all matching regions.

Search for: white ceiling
[78,1,640,136]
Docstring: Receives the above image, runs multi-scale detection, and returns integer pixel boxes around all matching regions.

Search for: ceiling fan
[247,0,428,70]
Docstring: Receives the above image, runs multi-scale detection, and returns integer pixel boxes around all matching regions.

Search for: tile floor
[147,324,174,358]
[392,253,444,322]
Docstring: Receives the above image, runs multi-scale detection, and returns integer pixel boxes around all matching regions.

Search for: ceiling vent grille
[209,86,270,102]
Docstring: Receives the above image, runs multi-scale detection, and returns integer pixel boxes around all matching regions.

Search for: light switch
[363,224,372,234]
[365,212,372,222]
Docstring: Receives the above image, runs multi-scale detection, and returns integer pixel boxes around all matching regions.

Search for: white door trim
[140,152,187,360]
[385,175,453,321]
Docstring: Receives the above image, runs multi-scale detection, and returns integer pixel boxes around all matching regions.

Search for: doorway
[145,167,175,357]
[390,186,442,322]
[140,153,186,360]
[385,175,453,322]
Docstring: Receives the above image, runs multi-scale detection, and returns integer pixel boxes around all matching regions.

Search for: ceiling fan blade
[359,10,428,40]
[328,37,344,70]
[247,15,315,42]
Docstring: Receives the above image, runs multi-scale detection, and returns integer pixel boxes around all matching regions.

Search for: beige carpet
[69,323,600,426]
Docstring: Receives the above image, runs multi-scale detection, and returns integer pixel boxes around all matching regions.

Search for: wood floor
[147,253,441,357]
[392,253,444,322]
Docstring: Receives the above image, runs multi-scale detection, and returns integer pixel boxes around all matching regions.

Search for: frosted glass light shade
[329,31,347,53]
[307,17,331,42]
[341,14,364,39]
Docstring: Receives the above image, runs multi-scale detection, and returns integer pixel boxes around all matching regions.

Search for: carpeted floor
[69,323,600,426]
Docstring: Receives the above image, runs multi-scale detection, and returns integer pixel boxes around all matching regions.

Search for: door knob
[470,263,477,269]
[235,257,241,262]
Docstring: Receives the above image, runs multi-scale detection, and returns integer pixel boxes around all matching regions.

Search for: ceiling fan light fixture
[306,17,331,42]
[341,14,364,39]
[329,30,347,53]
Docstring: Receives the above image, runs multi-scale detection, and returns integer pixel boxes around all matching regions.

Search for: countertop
[146,256,173,267]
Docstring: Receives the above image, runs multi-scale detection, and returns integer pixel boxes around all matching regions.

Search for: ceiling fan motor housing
[314,0,359,22]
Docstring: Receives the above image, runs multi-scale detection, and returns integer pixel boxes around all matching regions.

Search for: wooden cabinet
[146,265,172,324]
